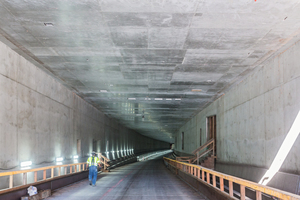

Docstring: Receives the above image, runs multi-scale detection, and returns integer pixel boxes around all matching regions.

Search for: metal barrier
[0,162,87,191]
[163,157,300,200]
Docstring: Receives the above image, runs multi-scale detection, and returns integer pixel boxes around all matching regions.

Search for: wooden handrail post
[220,177,224,191]
[240,185,246,200]
[43,170,46,180]
[9,175,13,188]
[229,180,233,197]
[51,168,54,178]
[70,165,72,173]
[64,167,67,175]
[34,171,37,182]
[23,173,27,185]
[207,172,210,184]
[256,191,262,200]
[58,167,61,176]
[213,174,216,187]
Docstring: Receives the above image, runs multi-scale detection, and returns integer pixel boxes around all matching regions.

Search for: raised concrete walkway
[47,155,207,200]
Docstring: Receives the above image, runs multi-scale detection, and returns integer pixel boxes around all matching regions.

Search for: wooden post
[197,169,200,179]
[58,167,61,176]
[70,166,72,173]
[64,167,67,175]
[34,171,37,182]
[9,175,13,188]
[202,170,205,181]
[51,168,54,178]
[213,175,216,187]
[75,165,77,172]
[207,172,210,184]
[43,170,46,180]
[240,185,245,200]
[23,173,27,185]
[256,191,262,200]
[229,181,233,197]
[220,177,224,191]
[79,164,81,172]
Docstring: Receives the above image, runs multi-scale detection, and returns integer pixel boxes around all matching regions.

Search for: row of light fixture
[128,98,181,101]
[20,149,134,169]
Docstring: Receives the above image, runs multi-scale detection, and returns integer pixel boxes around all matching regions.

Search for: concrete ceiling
[1,0,300,143]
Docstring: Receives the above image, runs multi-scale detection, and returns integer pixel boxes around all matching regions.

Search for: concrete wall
[175,38,300,175]
[0,40,169,170]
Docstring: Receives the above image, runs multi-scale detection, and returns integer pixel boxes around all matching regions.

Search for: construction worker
[86,151,100,186]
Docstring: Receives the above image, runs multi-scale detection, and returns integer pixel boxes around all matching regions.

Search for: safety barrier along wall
[0,162,87,194]
[163,157,300,200]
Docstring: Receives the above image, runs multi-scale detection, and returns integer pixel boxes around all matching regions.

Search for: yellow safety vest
[87,156,100,166]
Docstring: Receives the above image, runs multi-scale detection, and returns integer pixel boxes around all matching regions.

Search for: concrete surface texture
[175,38,300,175]
[0,40,169,173]
[0,1,300,143]
[47,156,207,200]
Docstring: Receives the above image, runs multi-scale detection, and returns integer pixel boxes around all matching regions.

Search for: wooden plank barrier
[0,162,87,191]
[163,157,300,200]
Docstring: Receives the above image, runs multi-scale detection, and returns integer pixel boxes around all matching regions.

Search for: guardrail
[97,153,110,171]
[0,162,87,191]
[163,157,300,200]
[176,139,215,164]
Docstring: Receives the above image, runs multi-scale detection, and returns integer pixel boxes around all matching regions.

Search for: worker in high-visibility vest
[86,151,100,186]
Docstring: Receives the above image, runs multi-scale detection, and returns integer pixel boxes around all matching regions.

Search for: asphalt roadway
[47,155,207,200]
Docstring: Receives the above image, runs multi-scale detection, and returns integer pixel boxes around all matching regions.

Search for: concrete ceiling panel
[149,28,188,49]
[110,27,148,48]
[1,0,300,143]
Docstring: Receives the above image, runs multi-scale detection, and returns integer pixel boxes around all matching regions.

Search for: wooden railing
[98,153,110,170]
[192,138,215,164]
[176,138,215,164]
[0,162,87,191]
[164,157,300,200]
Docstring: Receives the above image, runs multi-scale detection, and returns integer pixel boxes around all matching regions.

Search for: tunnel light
[56,162,63,165]
[100,90,107,93]
[259,110,300,185]
[175,98,181,101]
[56,157,63,162]
[73,155,79,159]
[154,98,163,101]
[128,98,136,100]
[166,98,172,101]
[21,161,32,167]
